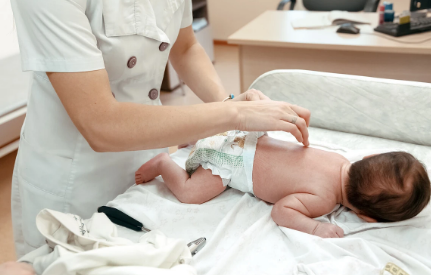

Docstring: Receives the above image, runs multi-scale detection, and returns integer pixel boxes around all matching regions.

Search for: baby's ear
[362,154,379,160]
[356,213,378,223]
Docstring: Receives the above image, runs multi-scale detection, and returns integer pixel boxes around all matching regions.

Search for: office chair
[277,0,296,10]
[277,0,380,12]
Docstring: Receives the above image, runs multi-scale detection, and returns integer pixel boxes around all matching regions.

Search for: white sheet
[107,130,431,275]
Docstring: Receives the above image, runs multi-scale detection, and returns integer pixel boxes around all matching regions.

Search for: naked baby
[135,131,431,238]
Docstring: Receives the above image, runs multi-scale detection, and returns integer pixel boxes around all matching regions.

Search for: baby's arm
[271,193,344,238]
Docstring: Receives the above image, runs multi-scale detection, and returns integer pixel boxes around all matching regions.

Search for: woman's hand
[0,262,35,275]
[231,89,271,102]
[230,89,310,146]
[178,89,269,149]
[234,100,311,146]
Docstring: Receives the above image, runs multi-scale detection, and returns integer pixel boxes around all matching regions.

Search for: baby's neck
[338,163,352,207]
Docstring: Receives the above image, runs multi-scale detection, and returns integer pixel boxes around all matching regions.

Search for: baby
[135,131,431,238]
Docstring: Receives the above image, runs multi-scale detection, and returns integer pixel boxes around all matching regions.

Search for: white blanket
[107,132,431,275]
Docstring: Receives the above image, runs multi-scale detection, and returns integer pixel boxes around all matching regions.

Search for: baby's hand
[312,223,344,238]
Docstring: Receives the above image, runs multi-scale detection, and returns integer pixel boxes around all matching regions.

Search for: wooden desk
[228,11,431,91]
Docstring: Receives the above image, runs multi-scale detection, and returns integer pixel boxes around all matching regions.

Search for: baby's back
[252,136,349,204]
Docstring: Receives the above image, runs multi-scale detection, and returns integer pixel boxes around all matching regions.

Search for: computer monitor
[410,0,431,11]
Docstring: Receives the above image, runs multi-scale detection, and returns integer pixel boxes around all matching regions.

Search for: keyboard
[374,16,431,37]
[411,16,431,30]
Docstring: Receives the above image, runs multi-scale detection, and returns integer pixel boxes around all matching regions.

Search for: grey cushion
[249,70,431,147]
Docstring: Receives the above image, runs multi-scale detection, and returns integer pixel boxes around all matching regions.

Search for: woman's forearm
[170,26,227,103]
[48,69,234,152]
[87,101,238,152]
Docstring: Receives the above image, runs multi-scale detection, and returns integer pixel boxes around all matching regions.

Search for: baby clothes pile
[19,209,196,275]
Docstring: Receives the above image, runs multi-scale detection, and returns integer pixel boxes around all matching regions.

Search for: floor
[0,44,239,263]
[0,151,17,263]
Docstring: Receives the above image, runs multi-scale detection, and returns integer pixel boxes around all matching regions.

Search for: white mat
[107,130,431,275]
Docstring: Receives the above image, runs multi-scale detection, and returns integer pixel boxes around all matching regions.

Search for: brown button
[127,56,137,68]
[159,42,169,52]
[148,89,159,100]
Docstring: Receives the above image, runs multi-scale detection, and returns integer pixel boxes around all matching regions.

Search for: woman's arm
[47,70,310,152]
[169,26,227,102]
[169,27,279,104]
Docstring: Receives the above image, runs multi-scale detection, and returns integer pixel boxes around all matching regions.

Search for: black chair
[277,0,297,10]
[277,0,380,12]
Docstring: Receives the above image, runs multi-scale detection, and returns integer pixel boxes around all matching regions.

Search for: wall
[208,0,410,41]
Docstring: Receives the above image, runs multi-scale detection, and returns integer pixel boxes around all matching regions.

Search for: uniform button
[127,56,137,68]
[149,89,159,100]
[159,42,169,51]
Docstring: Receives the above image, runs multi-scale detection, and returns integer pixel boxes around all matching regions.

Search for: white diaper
[186,131,266,194]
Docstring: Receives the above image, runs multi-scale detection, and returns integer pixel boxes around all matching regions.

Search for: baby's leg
[135,153,170,184]
[135,153,226,204]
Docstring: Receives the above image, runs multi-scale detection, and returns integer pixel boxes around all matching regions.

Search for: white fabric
[186,131,264,194]
[19,209,196,275]
[106,130,431,275]
[11,0,193,257]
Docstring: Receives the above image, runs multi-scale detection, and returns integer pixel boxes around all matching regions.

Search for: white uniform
[11,0,193,257]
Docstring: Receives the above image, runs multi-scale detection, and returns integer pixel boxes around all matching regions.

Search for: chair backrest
[303,0,368,11]
[249,70,431,147]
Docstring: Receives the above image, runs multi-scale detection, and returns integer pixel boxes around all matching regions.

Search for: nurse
[9,0,311,261]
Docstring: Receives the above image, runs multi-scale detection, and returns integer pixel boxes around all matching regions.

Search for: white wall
[208,0,410,41]
[207,0,288,41]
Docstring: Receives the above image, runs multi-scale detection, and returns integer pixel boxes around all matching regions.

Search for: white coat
[10,0,193,257]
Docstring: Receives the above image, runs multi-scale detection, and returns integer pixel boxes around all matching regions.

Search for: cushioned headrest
[250,70,431,146]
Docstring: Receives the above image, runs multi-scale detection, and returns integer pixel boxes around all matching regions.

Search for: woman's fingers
[233,89,271,102]
[292,116,309,147]
[278,121,303,144]
[279,102,298,117]
[289,104,311,127]
[235,100,310,146]
[245,90,261,101]
[252,89,271,101]
[281,114,309,146]
[244,89,271,101]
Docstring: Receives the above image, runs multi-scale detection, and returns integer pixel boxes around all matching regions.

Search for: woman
[9,0,310,262]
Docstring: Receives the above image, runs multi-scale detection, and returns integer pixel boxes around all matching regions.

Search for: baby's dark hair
[346,152,430,222]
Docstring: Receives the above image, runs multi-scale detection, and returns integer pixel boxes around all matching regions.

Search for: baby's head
[346,152,430,222]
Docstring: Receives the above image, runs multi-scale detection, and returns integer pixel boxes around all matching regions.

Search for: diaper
[185,131,266,194]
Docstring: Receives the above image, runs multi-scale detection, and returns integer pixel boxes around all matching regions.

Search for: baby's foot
[135,170,151,184]
[135,153,168,184]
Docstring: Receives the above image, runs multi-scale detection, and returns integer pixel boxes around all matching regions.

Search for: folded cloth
[19,209,196,275]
